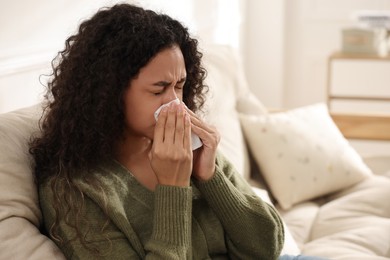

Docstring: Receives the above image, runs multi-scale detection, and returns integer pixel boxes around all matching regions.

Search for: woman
[30,3,286,259]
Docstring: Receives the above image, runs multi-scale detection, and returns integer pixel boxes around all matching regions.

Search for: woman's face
[123,45,187,140]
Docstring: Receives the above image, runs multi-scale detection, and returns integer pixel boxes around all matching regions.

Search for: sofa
[1,44,390,260]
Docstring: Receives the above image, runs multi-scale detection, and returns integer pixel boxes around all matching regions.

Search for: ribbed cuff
[195,168,249,222]
[152,185,192,246]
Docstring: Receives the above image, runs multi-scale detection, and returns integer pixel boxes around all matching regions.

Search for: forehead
[138,46,186,79]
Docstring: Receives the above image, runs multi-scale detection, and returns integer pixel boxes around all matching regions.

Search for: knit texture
[152,186,192,246]
[39,152,284,259]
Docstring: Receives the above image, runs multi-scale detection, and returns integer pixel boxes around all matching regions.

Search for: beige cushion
[277,201,322,250]
[279,175,390,259]
[0,104,65,259]
[240,103,373,210]
[302,175,390,259]
[202,44,268,179]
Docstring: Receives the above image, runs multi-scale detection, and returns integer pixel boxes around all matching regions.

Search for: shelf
[331,112,390,141]
[327,51,390,113]
[329,96,390,102]
[329,52,390,61]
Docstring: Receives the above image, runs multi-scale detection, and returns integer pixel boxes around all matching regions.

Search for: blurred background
[1,0,390,114]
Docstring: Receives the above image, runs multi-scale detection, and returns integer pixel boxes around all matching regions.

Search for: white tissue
[154,98,180,120]
[154,98,203,150]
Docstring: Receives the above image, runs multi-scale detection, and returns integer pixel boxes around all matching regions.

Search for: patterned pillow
[240,103,372,210]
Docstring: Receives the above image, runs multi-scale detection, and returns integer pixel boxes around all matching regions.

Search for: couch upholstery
[0,105,65,259]
[1,44,389,259]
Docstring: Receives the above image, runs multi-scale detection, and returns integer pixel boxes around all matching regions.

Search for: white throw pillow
[240,103,373,210]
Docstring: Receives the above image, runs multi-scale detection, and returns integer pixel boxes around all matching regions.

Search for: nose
[163,87,178,104]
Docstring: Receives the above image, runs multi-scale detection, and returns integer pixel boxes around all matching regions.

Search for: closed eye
[175,78,186,89]
[152,77,186,95]
[177,77,186,84]
[175,82,185,90]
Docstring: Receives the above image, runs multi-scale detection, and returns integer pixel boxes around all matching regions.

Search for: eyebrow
[152,77,187,87]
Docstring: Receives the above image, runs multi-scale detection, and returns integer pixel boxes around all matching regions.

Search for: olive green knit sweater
[39,153,284,259]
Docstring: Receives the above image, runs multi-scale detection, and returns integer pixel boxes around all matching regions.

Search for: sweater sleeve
[39,181,140,260]
[144,185,193,259]
[194,153,285,260]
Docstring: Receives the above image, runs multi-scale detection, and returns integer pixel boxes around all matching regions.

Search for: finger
[183,105,198,119]
[191,123,220,148]
[184,106,215,133]
[164,102,177,143]
[184,113,192,150]
[175,105,185,145]
[183,106,202,125]
[154,106,167,144]
[190,123,208,140]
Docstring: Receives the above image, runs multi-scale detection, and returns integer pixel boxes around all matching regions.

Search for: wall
[283,0,390,108]
[241,0,390,109]
[242,0,285,108]
[0,0,129,112]
[0,0,244,113]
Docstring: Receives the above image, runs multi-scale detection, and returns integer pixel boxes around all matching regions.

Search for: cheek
[125,100,159,129]
[126,105,148,125]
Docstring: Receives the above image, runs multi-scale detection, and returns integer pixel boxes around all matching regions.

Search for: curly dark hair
[29,3,207,253]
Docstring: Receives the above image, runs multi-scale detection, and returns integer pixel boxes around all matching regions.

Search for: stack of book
[342,11,390,56]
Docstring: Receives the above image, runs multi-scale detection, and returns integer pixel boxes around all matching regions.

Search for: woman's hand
[149,102,193,187]
[185,106,220,181]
